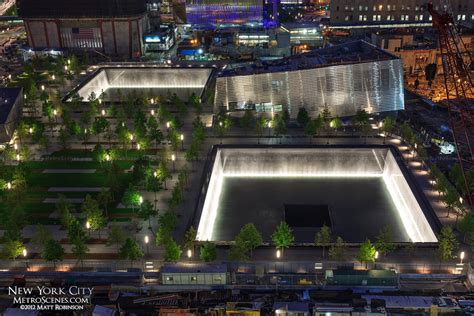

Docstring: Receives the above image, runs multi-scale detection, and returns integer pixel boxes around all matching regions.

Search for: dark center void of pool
[284,204,332,228]
[212,177,409,243]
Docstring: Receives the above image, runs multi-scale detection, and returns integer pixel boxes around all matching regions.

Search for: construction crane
[426,2,474,206]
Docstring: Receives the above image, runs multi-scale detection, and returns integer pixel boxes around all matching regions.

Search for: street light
[86,221,91,230]
[139,196,143,205]
[41,85,45,91]
[13,143,18,150]
[180,134,184,150]
[6,182,11,190]
[105,154,110,161]
[51,74,55,81]
[460,251,465,264]
[187,249,192,259]
[137,143,141,150]
[16,154,20,161]
[171,154,176,172]
[22,248,28,270]
[153,171,157,178]
[276,249,281,259]
[374,251,379,260]
[268,121,272,137]
[150,109,155,116]
[101,109,105,116]
[130,134,134,141]
[459,197,463,204]
[166,121,171,129]
[144,235,149,256]
[28,127,33,134]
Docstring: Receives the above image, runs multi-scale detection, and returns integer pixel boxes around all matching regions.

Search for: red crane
[426,2,474,206]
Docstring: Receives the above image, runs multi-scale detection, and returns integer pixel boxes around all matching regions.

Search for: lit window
[401,15,404,21]
[373,5,376,11]
[345,15,349,21]
[429,15,432,21]
[419,14,423,21]
[363,15,367,21]
[345,5,349,11]
[359,5,362,11]
[415,5,419,11]
[365,6,368,11]
[387,5,391,10]
[378,4,383,11]
[401,5,405,10]
[166,277,173,281]
[462,15,466,21]
[359,15,363,21]
[373,15,377,21]
[392,5,396,10]
[377,14,381,21]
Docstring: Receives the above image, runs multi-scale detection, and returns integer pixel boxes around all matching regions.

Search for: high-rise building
[329,0,473,28]
[17,0,149,58]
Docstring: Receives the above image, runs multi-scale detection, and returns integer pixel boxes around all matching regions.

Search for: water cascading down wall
[75,67,213,101]
[196,147,438,243]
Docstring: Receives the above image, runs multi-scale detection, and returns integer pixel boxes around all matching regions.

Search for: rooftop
[219,40,398,77]
[17,0,147,18]
[0,88,21,124]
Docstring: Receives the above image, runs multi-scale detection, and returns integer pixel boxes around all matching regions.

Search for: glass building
[214,40,405,118]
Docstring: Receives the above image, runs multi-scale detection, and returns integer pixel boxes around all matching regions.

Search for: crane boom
[426,2,474,206]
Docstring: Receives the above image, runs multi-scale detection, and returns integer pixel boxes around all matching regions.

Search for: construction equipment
[426,2,474,205]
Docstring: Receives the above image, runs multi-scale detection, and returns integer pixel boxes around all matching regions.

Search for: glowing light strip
[223,173,383,178]
[383,172,421,242]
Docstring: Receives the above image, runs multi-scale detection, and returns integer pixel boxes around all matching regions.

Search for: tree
[375,225,396,256]
[457,213,474,242]
[164,239,182,262]
[119,238,144,266]
[82,195,107,238]
[183,226,197,252]
[138,199,157,229]
[304,120,317,144]
[272,114,287,139]
[157,160,171,190]
[329,236,346,261]
[228,243,249,261]
[156,212,178,246]
[442,186,460,218]
[315,225,331,258]
[271,222,294,254]
[330,117,342,132]
[355,109,369,126]
[1,239,24,260]
[97,188,113,216]
[107,225,126,251]
[382,116,395,136]
[240,110,254,132]
[357,239,376,268]
[437,226,458,261]
[255,116,267,144]
[71,239,89,268]
[200,241,217,262]
[42,239,65,268]
[235,223,262,257]
[31,225,53,252]
[297,107,310,127]
[122,185,141,212]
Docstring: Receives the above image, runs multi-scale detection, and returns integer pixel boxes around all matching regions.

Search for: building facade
[0,87,23,143]
[329,0,474,28]
[214,41,404,118]
[17,0,149,58]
